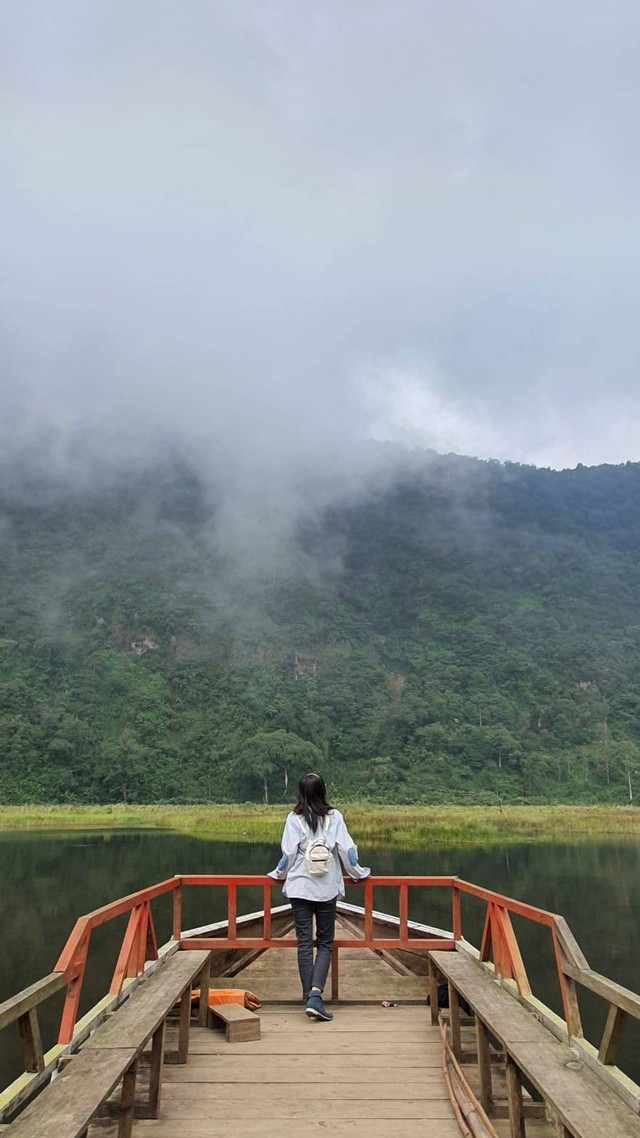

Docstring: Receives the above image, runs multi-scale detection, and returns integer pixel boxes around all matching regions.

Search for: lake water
[1,830,640,1088]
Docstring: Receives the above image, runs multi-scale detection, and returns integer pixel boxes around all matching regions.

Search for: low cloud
[3,0,640,534]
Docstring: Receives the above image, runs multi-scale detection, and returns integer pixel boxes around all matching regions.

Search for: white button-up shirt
[268,809,371,901]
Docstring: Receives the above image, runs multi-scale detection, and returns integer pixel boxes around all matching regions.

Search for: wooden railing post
[399,884,408,941]
[331,945,339,1000]
[119,1056,138,1136]
[448,983,462,1059]
[148,1022,165,1118]
[263,883,272,942]
[135,904,149,975]
[506,1057,525,1138]
[144,904,158,965]
[58,929,91,1044]
[177,985,192,1064]
[198,956,210,1029]
[428,957,439,1026]
[599,1004,627,1065]
[475,1017,493,1115]
[364,879,373,942]
[172,880,182,942]
[496,907,531,995]
[110,906,144,996]
[480,903,531,996]
[452,883,462,941]
[552,929,583,1040]
[228,883,237,940]
[17,1008,44,1073]
[480,903,493,965]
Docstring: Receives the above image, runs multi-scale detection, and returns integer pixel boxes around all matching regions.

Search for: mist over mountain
[2,444,640,805]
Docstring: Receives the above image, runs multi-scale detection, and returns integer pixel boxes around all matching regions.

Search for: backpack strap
[295,813,329,841]
[295,815,308,844]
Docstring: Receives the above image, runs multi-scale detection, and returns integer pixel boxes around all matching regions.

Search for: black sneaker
[305,993,333,1021]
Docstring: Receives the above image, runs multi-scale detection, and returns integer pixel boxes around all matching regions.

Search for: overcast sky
[3,0,640,477]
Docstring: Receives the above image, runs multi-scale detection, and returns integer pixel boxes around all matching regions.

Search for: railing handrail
[0,974,66,1033]
[454,878,561,928]
[54,876,180,974]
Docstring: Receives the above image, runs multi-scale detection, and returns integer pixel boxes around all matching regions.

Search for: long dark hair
[294,773,333,832]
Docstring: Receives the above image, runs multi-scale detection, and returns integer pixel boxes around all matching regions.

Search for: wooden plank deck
[131,1005,461,1138]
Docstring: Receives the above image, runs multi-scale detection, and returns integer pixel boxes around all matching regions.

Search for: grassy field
[0,803,639,846]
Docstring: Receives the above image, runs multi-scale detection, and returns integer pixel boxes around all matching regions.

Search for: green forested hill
[2,452,640,805]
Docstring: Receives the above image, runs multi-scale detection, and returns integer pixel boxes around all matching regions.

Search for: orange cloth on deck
[191,988,261,1011]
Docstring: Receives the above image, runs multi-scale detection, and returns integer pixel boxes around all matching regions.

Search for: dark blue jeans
[290,896,337,1000]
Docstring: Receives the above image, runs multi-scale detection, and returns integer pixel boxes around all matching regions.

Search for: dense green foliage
[2,452,640,804]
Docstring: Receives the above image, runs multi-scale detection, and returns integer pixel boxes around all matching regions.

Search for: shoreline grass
[0,804,639,847]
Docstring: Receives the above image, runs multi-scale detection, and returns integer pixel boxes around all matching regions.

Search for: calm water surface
[1,831,639,1086]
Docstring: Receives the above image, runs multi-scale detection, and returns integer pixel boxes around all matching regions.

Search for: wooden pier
[1,874,640,1138]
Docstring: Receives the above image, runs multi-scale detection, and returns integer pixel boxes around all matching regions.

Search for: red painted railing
[178,873,457,951]
[6,867,640,1122]
[453,879,587,1038]
[54,877,179,1043]
[47,873,592,1046]
[4,872,640,1125]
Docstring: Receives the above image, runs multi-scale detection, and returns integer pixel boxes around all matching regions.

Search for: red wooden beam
[57,929,91,1045]
[399,884,409,941]
[110,906,144,997]
[181,937,455,952]
[455,879,558,927]
[227,883,237,940]
[263,884,272,941]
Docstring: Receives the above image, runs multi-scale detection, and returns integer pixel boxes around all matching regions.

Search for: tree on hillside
[614,741,640,804]
[238,730,322,804]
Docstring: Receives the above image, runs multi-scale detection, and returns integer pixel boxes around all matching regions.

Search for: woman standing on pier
[269,772,371,1021]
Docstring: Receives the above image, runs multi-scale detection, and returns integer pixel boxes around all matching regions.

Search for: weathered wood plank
[431,952,553,1043]
[125,996,457,1136]
[598,1004,627,1065]
[144,1092,460,1120]
[432,949,640,1138]
[162,1060,446,1082]
[17,1007,45,1073]
[132,1119,464,1137]
[244,1020,432,1032]
[158,1082,451,1101]
[554,932,583,1040]
[188,1035,440,1055]
[208,1004,258,1024]
[507,1038,640,1138]
[553,916,590,972]
[132,1115,460,1133]
[0,973,66,1032]
[208,1002,260,1042]
[244,1009,430,1019]
[85,951,209,1053]
[5,1047,137,1138]
[1,950,183,1123]
[177,1046,444,1065]
[563,964,640,1022]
